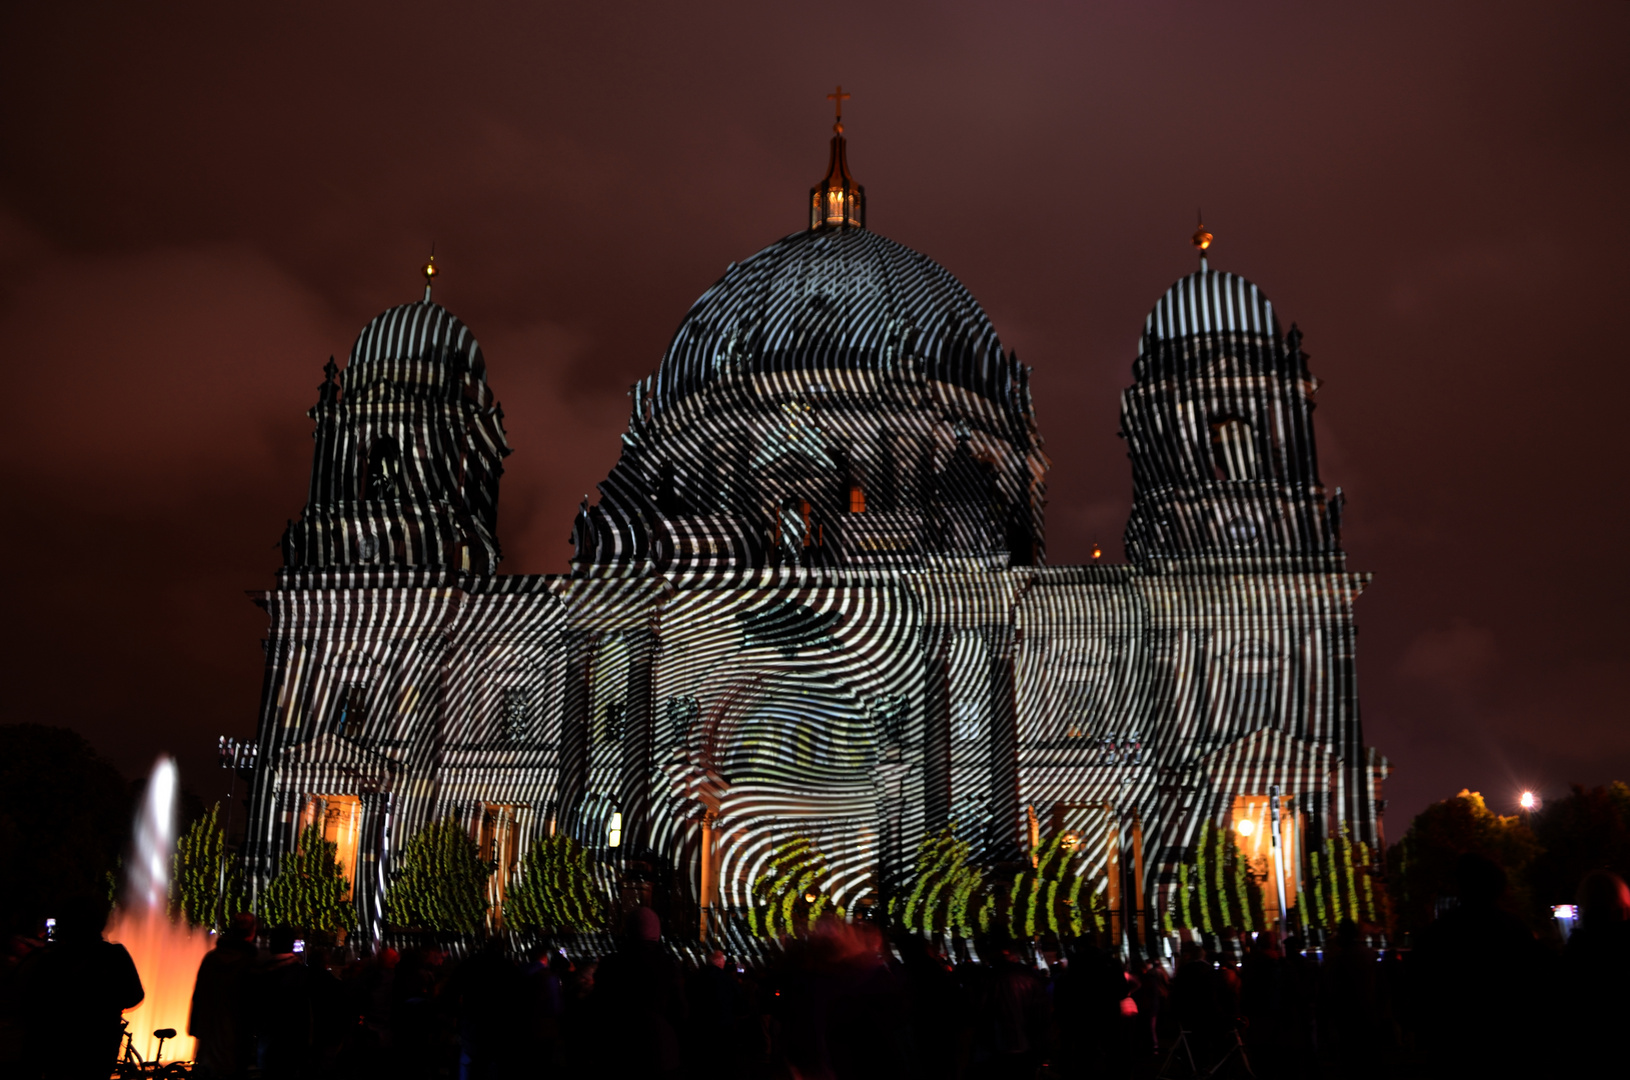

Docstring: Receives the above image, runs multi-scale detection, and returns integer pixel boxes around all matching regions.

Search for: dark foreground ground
[4,890,1627,1080]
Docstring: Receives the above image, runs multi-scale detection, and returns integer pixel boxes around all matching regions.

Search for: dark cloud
[1,0,1626,827]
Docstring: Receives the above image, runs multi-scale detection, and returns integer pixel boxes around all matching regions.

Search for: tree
[171,802,243,930]
[1387,789,1539,935]
[998,833,1102,940]
[748,835,841,937]
[1299,825,1386,931]
[0,725,132,934]
[259,822,353,932]
[1163,823,1264,935]
[894,825,986,937]
[504,833,606,933]
[385,817,491,933]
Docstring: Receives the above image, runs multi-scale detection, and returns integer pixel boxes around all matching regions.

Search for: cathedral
[240,101,1387,950]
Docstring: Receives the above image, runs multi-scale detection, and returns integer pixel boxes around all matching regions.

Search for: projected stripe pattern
[281,301,509,574]
[241,158,1383,952]
[574,223,1047,575]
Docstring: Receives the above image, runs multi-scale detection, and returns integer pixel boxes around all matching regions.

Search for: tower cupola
[810,85,865,229]
[1120,227,1342,565]
[281,258,512,574]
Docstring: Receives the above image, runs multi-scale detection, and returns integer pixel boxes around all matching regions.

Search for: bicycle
[113,1020,192,1078]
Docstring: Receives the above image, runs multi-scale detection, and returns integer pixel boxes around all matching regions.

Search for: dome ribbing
[653,227,1012,409]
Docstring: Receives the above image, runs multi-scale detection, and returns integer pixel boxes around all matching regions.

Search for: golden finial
[422,247,438,302]
[827,84,851,135]
[1192,213,1213,269]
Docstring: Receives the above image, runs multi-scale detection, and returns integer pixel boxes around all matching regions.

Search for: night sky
[1,2,1625,832]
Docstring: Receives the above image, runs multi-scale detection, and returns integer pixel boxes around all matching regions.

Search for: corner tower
[1120,227,1341,565]
[282,259,512,573]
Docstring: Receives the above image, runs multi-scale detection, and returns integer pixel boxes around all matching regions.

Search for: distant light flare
[1520,790,1539,810]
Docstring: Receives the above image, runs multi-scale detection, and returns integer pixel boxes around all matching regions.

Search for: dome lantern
[422,248,439,302]
[810,85,865,230]
[1192,218,1213,271]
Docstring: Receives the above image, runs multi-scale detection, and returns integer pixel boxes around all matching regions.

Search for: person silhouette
[589,907,687,1080]
[1560,870,1630,1072]
[190,912,258,1079]
[17,895,144,1080]
[1410,853,1543,1080]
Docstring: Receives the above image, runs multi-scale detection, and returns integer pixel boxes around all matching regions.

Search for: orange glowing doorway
[1228,794,1301,926]
[299,794,362,897]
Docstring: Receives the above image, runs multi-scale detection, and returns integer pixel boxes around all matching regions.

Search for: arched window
[335,683,368,738]
[1210,417,1259,481]
[364,435,401,499]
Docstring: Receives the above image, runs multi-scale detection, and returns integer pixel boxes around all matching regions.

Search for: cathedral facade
[240,118,1386,949]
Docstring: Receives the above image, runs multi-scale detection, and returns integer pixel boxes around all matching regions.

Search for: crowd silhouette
[1,856,1625,1079]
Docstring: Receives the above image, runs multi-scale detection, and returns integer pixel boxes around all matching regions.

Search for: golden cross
[827,84,851,127]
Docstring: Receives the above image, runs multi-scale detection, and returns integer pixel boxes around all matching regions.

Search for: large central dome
[573,121,1047,575]
[654,227,1010,407]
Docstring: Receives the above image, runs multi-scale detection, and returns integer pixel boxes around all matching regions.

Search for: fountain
[105,756,212,1064]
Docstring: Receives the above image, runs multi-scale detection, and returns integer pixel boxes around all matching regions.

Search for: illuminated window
[299,794,361,897]
[849,485,866,513]
[1229,794,1299,914]
[825,188,845,226]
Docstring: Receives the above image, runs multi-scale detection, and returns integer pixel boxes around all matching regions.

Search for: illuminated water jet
[106,756,211,1064]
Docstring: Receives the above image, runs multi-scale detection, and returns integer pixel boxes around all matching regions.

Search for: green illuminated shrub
[1162,823,1263,934]
[748,835,842,937]
[384,817,491,933]
[894,825,986,937]
[999,833,1102,940]
[259,823,352,932]
[1301,825,1386,930]
[170,802,243,930]
[504,833,606,933]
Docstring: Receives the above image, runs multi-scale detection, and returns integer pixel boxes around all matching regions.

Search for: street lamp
[1520,791,1539,811]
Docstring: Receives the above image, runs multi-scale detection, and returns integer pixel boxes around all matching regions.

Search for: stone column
[555,629,597,841]
[619,629,657,857]
[921,625,952,835]
[984,624,1021,863]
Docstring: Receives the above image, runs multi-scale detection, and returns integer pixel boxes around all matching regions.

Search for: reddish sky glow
[1,1,1625,829]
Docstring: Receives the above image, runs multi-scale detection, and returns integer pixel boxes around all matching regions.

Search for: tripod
[1157,1025,1256,1079]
